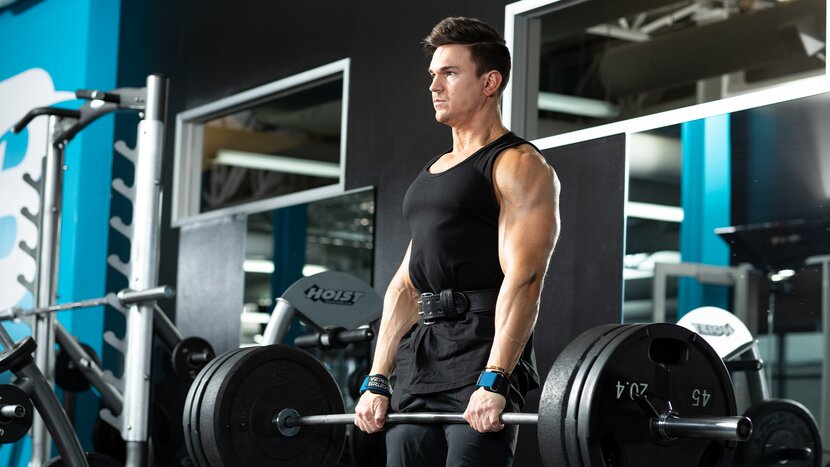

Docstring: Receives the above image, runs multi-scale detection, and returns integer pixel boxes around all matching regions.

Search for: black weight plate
[42,452,122,466]
[578,323,737,467]
[564,325,639,465]
[0,384,33,444]
[183,347,227,466]
[192,347,256,467]
[733,399,822,467]
[172,336,214,382]
[183,346,250,467]
[183,347,228,464]
[538,324,629,467]
[0,337,36,374]
[199,345,346,467]
[348,424,386,467]
[55,343,100,392]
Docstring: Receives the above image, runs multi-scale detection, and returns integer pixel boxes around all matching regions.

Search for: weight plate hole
[649,338,689,365]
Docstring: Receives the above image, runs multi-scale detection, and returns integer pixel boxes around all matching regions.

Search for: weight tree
[9,75,169,467]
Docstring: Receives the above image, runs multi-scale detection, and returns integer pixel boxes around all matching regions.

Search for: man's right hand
[354,392,390,433]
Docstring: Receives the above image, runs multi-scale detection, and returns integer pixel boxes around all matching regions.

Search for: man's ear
[483,71,503,97]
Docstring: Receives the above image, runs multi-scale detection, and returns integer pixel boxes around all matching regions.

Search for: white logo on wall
[0,69,73,311]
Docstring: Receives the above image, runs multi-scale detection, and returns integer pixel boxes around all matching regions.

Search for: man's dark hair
[423,17,511,95]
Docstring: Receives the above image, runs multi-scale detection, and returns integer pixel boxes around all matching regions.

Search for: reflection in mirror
[200,75,343,213]
[521,0,826,138]
[240,188,375,410]
[622,92,830,445]
[624,126,682,323]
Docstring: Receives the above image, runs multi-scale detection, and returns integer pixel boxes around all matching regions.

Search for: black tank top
[396,132,540,396]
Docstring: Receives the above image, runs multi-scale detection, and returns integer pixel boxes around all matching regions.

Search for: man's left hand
[464,387,507,433]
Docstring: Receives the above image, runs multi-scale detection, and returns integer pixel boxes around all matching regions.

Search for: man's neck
[449,111,508,157]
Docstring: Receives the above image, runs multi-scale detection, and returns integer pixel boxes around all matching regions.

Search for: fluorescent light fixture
[243,259,275,274]
[770,269,796,282]
[303,264,328,276]
[215,149,340,178]
[627,201,684,223]
[246,260,331,276]
[538,92,620,118]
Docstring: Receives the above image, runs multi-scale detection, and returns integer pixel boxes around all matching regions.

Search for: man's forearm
[486,277,542,373]
[370,286,420,376]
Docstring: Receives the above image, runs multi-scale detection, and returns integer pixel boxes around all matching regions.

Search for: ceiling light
[243,259,275,274]
[627,201,684,223]
[215,149,340,178]
[770,269,796,282]
[303,264,328,276]
[537,92,620,119]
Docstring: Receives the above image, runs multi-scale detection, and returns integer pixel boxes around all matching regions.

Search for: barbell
[273,408,749,441]
[0,285,214,383]
[0,286,174,321]
[183,323,753,466]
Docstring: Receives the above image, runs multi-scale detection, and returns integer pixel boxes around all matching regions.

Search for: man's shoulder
[496,143,549,171]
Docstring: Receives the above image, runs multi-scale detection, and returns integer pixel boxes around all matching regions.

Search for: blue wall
[0,0,120,460]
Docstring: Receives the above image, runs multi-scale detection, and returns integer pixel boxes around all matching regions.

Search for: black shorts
[385,385,524,467]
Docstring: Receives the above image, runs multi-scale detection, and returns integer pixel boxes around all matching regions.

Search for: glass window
[240,188,375,346]
[507,0,827,139]
[623,127,682,323]
[173,59,349,225]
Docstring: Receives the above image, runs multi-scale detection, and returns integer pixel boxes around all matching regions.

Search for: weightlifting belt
[418,288,499,325]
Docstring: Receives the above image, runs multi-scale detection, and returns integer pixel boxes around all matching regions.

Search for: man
[354,16,560,466]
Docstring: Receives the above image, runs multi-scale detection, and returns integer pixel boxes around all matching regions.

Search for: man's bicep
[496,154,560,271]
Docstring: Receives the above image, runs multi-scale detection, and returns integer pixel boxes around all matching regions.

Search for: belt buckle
[418,292,436,325]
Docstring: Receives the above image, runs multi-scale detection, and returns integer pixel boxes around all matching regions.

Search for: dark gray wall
[515,135,627,466]
[176,216,246,354]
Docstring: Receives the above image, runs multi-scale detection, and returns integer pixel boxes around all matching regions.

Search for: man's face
[428,44,489,126]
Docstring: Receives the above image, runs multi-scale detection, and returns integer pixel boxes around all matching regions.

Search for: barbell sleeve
[655,413,752,442]
[117,285,175,304]
[0,404,26,419]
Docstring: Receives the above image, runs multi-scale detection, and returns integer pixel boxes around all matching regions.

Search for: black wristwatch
[476,370,510,398]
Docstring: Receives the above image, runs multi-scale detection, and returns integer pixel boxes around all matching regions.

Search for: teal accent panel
[271,205,308,343]
[0,0,121,461]
[679,115,732,318]
[271,205,309,297]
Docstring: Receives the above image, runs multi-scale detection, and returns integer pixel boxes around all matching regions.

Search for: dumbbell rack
[9,75,168,467]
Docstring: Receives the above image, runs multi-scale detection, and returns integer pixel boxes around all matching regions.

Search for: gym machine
[677,305,824,466]
[182,271,383,466]
[2,74,210,467]
[260,270,382,348]
[653,258,826,465]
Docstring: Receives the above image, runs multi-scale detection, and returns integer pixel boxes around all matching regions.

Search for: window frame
[503,0,830,152]
[171,58,351,227]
